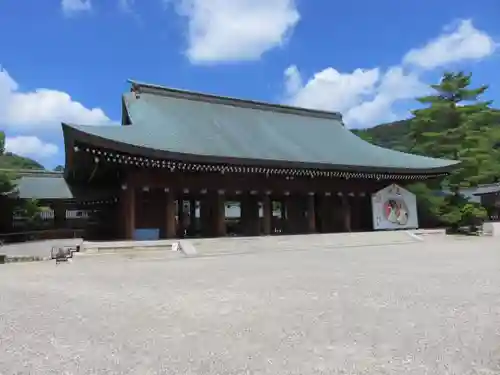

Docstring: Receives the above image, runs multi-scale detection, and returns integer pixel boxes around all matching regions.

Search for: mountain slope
[352,109,500,152]
[0,153,44,170]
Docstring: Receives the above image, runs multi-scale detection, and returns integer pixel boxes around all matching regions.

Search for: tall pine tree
[408,72,500,227]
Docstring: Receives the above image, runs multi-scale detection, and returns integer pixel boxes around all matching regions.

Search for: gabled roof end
[127,79,343,121]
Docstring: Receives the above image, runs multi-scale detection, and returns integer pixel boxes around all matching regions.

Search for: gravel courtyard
[1,237,500,374]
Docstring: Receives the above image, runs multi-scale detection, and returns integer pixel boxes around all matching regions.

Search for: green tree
[0,131,4,155]
[408,72,499,228]
[53,165,64,172]
[0,131,15,194]
[0,131,40,227]
[353,129,374,144]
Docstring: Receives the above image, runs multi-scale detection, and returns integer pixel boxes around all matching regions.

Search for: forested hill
[352,109,500,152]
[352,119,413,151]
[0,153,44,170]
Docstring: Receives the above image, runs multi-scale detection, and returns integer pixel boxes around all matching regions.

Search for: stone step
[185,231,421,256]
[411,229,447,237]
[82,240,176,253]
[80,231,423,258]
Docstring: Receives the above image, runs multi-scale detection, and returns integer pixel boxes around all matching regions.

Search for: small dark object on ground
[51,246,78,264]
[0,254,6,264]
[447,225,481,236]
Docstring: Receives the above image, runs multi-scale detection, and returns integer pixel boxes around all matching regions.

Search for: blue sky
[0,0,499,168]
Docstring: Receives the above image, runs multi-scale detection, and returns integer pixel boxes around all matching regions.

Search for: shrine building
[59,80,458,240]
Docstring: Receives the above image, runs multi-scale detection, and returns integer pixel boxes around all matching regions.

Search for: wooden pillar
[350,195,361,232]
[341,194,351,232]
[286,197,295,234]
[241,193,259,236]
[189,200,197,235]
[320,193,334,233]
[307,193,316,233]
[52,203,66,229]
[164,189,176,238]
[281,194,291,234]
[178,199,189,237]
[200,194,211,237]
[240,195,248,233]
[213,190,226,237]
[262,194,272,236]
[359,194,372,231]
[121,186,135,240]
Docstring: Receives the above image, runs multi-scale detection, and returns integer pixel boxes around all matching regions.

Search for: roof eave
[64,124,459,175]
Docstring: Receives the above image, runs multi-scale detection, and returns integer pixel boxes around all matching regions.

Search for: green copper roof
[14,176,74,200]
[63,82,459,173]
[12,176,117,201]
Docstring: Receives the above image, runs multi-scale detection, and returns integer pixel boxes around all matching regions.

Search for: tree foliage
[0,131,4,155]
[0,153,45,170]
[0,131,15,195]
[378,72,500,227]
[353,72,500,228]
[409,72,500,187]
[0,130,40,226]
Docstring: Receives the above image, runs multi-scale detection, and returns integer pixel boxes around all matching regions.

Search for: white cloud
[0,68,111,132]
[61,0,92,15]
[284,65,426,127]
[172,0,300,63]
[403,19,497,70]
[284,20,496,128]
[284,65,302,96]
[344,67,429,126]
[5,136,59,159]
[285,65,381,114]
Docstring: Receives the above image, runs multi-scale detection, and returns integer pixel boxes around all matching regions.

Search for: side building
[53,80,458,240]
[0,170,95,241]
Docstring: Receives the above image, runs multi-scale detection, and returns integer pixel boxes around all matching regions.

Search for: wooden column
[241,193,260,236]
[121,186,135,240]
[318,193,336,233]
[240,195,248,233]
[317,194,327,233]
[281,195,291,234]
[213,190,226,237]
[350,195,361,232]
[262,194,272,236]
[307,193,316,233]
[52,203,67,229]
[164,189,176,238]
[341,194,351,232]
[178,199,189,237]
[189,200,197,235]
[287,195,298,234]
[200,194,212,237]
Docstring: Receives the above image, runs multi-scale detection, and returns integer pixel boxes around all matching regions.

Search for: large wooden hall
[53,80,458,240]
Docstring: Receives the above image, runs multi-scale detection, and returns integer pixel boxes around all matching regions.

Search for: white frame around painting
[371,184,419,230]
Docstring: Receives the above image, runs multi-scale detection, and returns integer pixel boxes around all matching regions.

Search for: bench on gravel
[51,245,80,264]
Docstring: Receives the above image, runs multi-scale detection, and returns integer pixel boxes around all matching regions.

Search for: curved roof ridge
[128,79,343,121]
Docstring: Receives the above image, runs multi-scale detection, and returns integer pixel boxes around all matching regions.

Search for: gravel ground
[1,237,500,374]
[0,239,82,258]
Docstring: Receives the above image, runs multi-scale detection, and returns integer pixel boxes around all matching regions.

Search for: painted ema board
[371,184,418,230]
